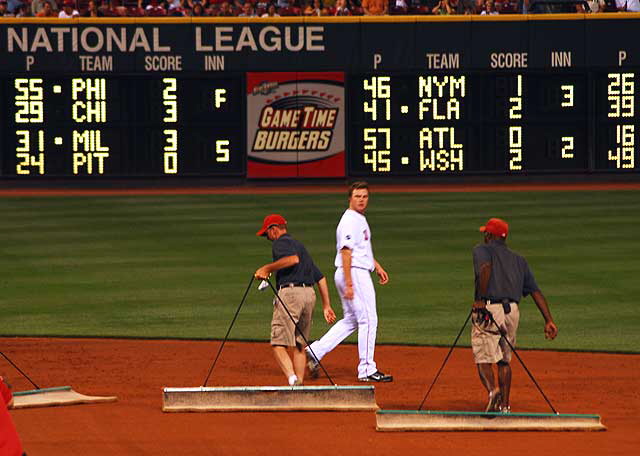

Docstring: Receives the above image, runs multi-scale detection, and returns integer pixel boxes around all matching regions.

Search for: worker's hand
[324,307,337,324]
[472,300,487,309]
[254,267,270,280]
[544,321,558,340]
[472,307,492,330]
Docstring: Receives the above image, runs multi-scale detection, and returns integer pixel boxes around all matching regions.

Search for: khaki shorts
[471,302,520,364]
[271,286,316,347]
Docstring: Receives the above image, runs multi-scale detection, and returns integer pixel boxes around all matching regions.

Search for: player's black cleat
[358,371,393,382]
[306,350,320,379]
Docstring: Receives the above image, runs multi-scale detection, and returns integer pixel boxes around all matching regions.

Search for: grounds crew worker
[472,217,558,413]
[255,214,335,387]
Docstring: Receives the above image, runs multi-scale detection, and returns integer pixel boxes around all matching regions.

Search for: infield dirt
[2,337,638,455]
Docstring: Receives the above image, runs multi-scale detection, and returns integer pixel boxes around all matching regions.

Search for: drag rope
[417,311,472,411]
[266,281,337,386]
[202,275,255,387]
[487,312,559,414]
[0,350,41,390]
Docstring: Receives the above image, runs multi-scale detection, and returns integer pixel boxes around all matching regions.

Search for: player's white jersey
[334,209,374,271]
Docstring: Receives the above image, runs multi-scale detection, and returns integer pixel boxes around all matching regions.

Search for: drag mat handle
[0,350,41,390]
[418,310,472,411]
[266,280,337,386]
[202,275,255,387]
[487,311,559,415]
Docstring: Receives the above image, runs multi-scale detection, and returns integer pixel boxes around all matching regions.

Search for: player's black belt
[278,283,313,290]
[486,299,518,314]
[487,299,518,305]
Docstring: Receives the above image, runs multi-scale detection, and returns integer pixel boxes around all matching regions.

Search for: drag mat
[1,337,637,455]
[12,386,117,409]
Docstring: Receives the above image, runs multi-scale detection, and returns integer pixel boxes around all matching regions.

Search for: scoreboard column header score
[0,18,639,178]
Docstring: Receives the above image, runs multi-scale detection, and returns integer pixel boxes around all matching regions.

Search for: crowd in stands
[1,0,638,18]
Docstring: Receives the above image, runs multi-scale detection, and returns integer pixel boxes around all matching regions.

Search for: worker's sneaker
[359,371,393,382]
[485,391,502,413]
[306,350,319,379]
[499,405,511,414]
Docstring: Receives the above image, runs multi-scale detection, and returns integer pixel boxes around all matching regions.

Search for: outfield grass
[1,190,639,353]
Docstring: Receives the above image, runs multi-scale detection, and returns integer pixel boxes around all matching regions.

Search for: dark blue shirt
[473,239,539,303]
[272,233,323,288]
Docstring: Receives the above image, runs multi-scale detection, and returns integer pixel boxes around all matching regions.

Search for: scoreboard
[0,16,639,179]
[348,71,637,175]
[3,76,244,176]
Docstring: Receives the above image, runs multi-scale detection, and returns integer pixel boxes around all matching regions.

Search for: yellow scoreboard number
[607,73,635,169]
[14,79,45,175]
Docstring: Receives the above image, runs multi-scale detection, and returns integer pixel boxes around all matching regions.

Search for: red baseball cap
[257,214,287,236]
[479,218,509,238]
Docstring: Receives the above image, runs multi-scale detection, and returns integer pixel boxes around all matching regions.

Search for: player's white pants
[308,267,378,378]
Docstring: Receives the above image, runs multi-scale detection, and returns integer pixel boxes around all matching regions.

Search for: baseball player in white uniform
[306,181,393,382]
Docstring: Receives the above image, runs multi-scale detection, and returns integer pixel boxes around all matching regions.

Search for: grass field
[1,189,639,353]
